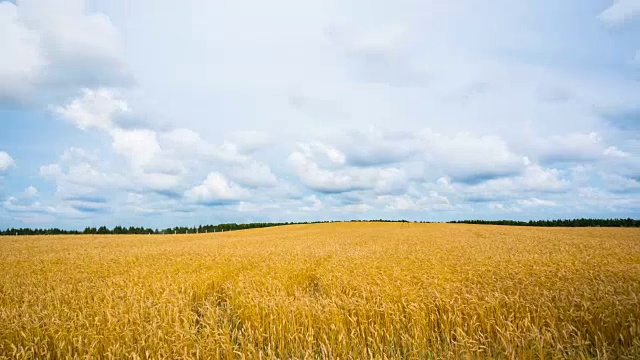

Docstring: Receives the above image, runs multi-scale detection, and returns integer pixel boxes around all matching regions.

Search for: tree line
[0,221,357,236]
[448,218,640,227]
[1,220,423,236]
[1,218,638,236]
[0,222,296,236]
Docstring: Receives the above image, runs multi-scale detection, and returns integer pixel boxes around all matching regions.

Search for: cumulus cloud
[161,129,250,164]
[0,2,45,102]
[49,87,284,208]
[376,191,452,212]
[599,0,640,26]
[24,186,38,197]
[37,148,175,214]
[0,151,15,173]
[184,172,249,205]
[54,88,128,130]
[40,148,114,200]
[534,132,608,163]
[227,161,278,188]
[340,128,421,167]
[289,127,535,197]
[516,165,569,192]
[517,198,557,207]
[299,195,323,212]
[3,196,55,214]
[333,203,373,213]
[111,128,161,168]
[433,164,569,207]
[41,144,183,199]
[297,142,346,167]
[288,148,361,193]
[419,130,528,184]
[288,142,409,195]
[227,130,272,154]
[2,185,56,218]
[572,187,640,213]
[0,0,130,103]
[236,201,280,213]
[599,173,640,193]
[604,146,631,158]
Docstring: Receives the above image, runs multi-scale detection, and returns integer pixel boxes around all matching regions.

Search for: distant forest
[448,218,640,227]
[0,218,638,236]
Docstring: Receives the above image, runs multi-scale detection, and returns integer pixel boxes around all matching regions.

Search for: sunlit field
[1,222,639,359]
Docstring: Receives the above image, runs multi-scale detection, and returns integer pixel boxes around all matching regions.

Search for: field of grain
[1,222,639,359]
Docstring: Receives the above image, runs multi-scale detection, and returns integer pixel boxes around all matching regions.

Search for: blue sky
[1,0,639,229]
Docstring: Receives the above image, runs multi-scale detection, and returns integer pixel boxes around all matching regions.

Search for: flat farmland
[1,223,639,359]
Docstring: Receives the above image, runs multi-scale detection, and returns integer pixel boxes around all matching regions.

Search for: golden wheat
[1,222,639,359]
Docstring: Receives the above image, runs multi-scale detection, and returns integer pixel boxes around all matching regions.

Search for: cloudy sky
[1,0,639,229]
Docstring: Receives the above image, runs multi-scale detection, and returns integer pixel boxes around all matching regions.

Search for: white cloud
[488,203,504,210]
[573,187,640,212]
[517,165,569,192]
[604,146,630,158]
[517,198,557,207]
[340,128,421,166]
[535,132,606,163]
[51,90,280,201]
[20,0,129,85]
[600,173,640,193]
[3,196,56,214]
[0,0,130,102]
[0,151,15,173]
[39,163,62,178]
[236,201,280,213]
[434,164,569,205]
[227,130,271,154]
[227,161,278,188]
[185,172,249,204]
[599,0,640,26]
[60,147,98,163]
[24,186,38,197]
[37,147,127,215]
[288,150,360,193]
[376,191,452,212]
[40,157,112,198]
[290,128,535,196]
[162,128,249,164]
[372,167,408,194]
[333,203,373,213]
[0,2,45,102]
[328,22,428,87]
[47,144,183,198]
[110,128,161,167]
[288,144,410,195]
[299,195,323,212]
[340,23,408,58]
[55,88,128,131]
[419,129,527,183]
[128,171,183,194]
[298,142,346,166]
[290,124,547,199]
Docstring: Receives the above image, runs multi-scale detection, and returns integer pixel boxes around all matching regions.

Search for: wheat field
[1,222,639,359]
